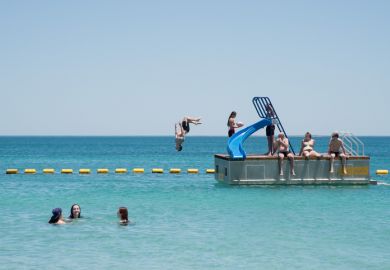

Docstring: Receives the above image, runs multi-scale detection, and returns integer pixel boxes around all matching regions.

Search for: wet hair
[69,204,81,219]
[48,208,62,224]
[305,132,312,139]
[227,111,237,126]
[118,207,128,223]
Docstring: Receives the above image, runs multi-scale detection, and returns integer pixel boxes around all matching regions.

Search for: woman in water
[299,132,321,159]
[227,111,243,137]
[69,204,81,219]
[175,116,202,151]
[48,208,66,225]
[117,207,130,225]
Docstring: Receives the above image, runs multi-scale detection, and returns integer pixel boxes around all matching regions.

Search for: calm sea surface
[0,136,389,270]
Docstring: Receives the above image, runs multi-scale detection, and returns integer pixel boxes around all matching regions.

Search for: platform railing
[340,132,365,156]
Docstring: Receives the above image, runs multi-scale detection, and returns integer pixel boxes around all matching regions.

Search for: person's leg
[266,136,273,156]
[310,150,321,158]
[278,153,284,176]
[185,116,201,124]
[340,153,347,174]
[288,153,296,176]
[329,153,335,173]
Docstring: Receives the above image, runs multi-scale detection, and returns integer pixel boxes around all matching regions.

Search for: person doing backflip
[175,116,202,151]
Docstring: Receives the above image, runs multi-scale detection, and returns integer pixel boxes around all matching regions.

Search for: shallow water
[0,136,389,269]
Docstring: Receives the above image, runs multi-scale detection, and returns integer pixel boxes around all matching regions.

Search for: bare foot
[330,169,334,173]
[280,171,283,176]
[343,169,347,174]
[291,171,296,176]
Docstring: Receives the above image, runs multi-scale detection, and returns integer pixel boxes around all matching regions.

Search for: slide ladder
[252,97,295,154]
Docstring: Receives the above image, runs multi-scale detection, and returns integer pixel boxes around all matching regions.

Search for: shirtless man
[273,133,295,176]
[175,116,201,151]
[328,132,348,174]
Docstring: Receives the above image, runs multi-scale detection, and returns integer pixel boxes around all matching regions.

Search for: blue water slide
[227,118,272,159]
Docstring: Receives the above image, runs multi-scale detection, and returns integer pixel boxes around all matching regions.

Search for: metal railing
[340,132,365,156]
[252,97,295,154]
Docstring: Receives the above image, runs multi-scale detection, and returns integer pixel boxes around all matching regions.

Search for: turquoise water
[0,136,389,270]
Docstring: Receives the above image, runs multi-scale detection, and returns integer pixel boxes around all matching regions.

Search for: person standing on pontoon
[299,132,321,159]
[175,116,202,151]
[274,133,296,176]
[328,132,348,174]
[227,111,244,137]
[264,104,276,156]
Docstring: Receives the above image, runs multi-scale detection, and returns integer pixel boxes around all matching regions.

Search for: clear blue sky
[1,1,389,136]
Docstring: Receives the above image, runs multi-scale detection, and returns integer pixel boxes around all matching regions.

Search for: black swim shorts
[266,124,275,136]
[278,151,290,157]
[330,151,340,157]
[182,121,190,133]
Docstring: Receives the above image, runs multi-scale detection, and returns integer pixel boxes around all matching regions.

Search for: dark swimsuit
[266,124,275,136]
[228,128,235,138]
[182,121,190,133]
[279,151,290,157]
[330,151,340,157]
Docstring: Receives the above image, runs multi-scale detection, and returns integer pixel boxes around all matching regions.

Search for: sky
[0,0,389,136]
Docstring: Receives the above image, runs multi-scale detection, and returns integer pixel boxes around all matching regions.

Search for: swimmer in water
[118,207,130,225]
[48,208,66,225]
[69,204,81,219]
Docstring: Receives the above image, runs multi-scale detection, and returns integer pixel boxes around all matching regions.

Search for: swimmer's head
[331,132,339,138]
[48,207,62,224]
[70,204,81,219]
[118,207,128,222]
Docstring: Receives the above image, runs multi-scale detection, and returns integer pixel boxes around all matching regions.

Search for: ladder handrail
[340,131,365,156]
[252,97,295,154]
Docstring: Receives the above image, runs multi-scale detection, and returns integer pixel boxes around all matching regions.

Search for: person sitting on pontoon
[299,132,321,159]
[175,116,202,151]
[328,132,348,174]
[274,133,296,176]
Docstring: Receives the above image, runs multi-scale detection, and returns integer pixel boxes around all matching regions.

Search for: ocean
[0,136,389,270]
